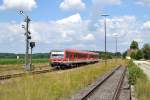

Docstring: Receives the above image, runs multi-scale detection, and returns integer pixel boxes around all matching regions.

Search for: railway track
[71,65,127,100]
[0,68,55,81]
[0,62,102,81]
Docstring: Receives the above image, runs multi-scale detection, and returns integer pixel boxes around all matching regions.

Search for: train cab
[49,51,65,67]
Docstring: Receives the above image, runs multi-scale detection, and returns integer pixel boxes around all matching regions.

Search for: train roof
[50,49,99,55]
[65,49,99,55]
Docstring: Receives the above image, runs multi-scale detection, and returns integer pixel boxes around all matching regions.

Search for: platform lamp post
[101,14,109,66]
[19,11,32,71]
[113,34,118,63]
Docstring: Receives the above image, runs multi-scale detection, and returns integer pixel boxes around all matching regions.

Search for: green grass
[0,58,48,65]
[0,59,49,73]
[135,79,150,100]
[128,60,147,85]
[0,59,125,100]
[127,60,150,100]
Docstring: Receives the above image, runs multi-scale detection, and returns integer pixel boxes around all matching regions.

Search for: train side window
[66,52,71,59]
[74,53,77,59]
[66,52,69,59]
[69,52,72,59]
[79,53,81,59]
[66,52,72,60]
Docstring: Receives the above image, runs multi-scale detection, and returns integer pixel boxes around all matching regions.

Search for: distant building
[127,48,138,57]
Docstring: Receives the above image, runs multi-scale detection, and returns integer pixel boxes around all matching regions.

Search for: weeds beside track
[128,60,150,100]
[0,59,126,100]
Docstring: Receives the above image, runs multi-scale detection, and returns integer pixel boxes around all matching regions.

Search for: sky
[0,0,150,53]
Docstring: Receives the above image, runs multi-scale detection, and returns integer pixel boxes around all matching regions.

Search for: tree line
[0,53,49,59]
[123,40,150,60]
[0,51,121,59]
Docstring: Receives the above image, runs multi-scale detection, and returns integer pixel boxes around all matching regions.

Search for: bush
[135,50,143,60]
[130,40,139,50]
[127,60,150,100]
[130,52,136,59]
[142,44,150,60]
[130,50,144,60]
[128,60,147,85]
[123,51,127,58]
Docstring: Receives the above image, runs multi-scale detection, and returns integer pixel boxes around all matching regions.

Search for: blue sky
[0,0,150,53]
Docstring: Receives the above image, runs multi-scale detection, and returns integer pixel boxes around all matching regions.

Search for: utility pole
[19,11,32,71]
[25,16,31,70]
[101,14,109,66]
[114,35,118,63]
[112,33,119,64]
[115,36,118,57]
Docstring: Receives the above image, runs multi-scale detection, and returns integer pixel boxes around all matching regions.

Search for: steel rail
[112,67,127,100]
[0,69,55,81]
[81,65,122,100]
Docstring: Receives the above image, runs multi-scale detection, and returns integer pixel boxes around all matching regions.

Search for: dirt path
[134,61,150,80]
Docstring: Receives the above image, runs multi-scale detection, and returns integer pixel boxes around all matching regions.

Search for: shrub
[128,60,150,100]
[128,60,146,85]
[135,50,143,60]
[130,52,136,59]
[142,44,150,60]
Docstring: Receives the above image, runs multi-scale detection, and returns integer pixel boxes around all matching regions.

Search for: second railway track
[0,68,55,81]
[72,65,127,100]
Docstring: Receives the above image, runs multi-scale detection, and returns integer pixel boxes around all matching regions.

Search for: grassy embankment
[0,59,125,100]
[128,61,150,100]
[0,58,49,73]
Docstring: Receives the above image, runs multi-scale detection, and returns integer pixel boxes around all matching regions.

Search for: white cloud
[141,21,150,40]
[142,21,150,30]
[0,22,25,53]
[136,0,150,7]
[0,14,84,52]
[95,15,148,51]
[28,13,93,51]
[57,13,82,24]
[81,34,95,41]
[59,0,85,11]
[103,16,137,37]
[0,13,150,53]
[0,0,37,11]
[88,0,121,31]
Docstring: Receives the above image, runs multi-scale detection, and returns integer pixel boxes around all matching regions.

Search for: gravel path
[87,67,125,100]
[134,61,150,80]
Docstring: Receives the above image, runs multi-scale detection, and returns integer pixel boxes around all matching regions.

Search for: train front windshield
[50,52,64,59]
[51,54,64,58]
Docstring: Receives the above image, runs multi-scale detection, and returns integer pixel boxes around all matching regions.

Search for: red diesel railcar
[49,49,99,68]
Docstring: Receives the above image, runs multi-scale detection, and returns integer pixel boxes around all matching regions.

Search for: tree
[116,52,122,58]
[135,50,143,60]
[123,51,127,58]
[130,51,136,59]
[130,41,139,50]
[142,44,150,60]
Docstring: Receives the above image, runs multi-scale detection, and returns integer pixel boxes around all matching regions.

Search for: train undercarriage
[50,60,99,69]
